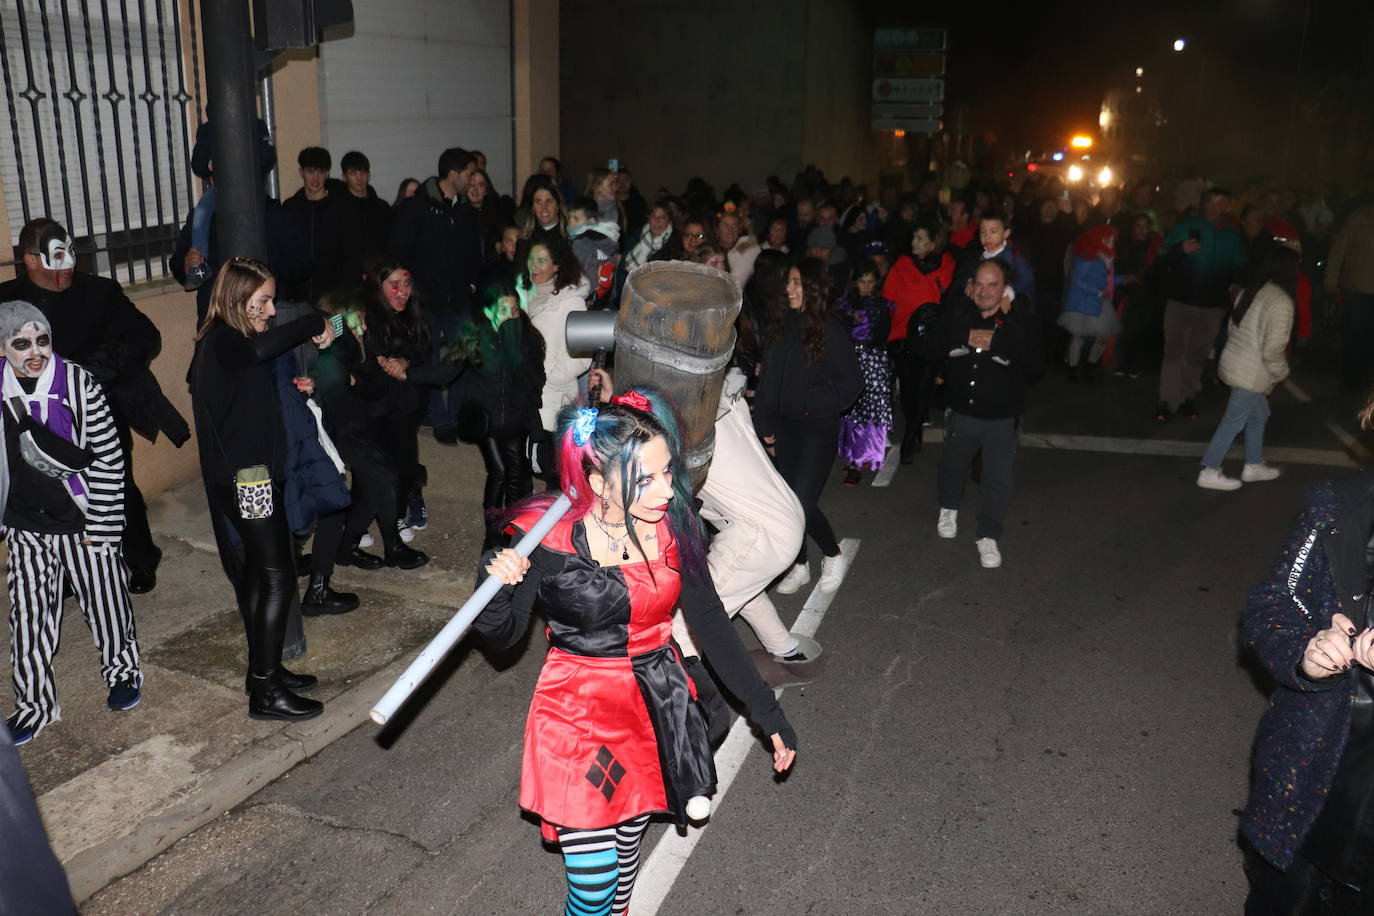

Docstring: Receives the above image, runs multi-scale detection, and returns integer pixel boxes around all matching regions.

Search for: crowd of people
[6,122,1374,912]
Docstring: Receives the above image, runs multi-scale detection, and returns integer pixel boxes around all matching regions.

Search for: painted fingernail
[1350,628,1358,636]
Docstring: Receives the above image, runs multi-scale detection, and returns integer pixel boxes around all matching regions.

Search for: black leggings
[209,484,295,676]
[371,411,423,518]
[771,416,841,562]
[891,342,937,445]
[477,423,533,521]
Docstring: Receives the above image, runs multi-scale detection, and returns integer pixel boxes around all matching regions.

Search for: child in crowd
[835,260,895,486]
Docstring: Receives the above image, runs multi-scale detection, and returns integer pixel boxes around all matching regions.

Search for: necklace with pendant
[589,511,631,561]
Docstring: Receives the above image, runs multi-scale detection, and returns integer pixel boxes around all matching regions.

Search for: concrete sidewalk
[5,437,492,904]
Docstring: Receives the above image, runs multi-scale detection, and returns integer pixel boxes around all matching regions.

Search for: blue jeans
[426,308,466,430]
[1201,388,1269,468]
[191,186,216,254]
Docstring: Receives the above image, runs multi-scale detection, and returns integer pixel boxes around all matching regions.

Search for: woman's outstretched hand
[485,548,530,586]
[769,733,796,773]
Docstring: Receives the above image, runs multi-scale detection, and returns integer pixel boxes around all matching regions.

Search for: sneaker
[1153,402,1172,422]
[6,713,35,746]
[107,675,142,711]
[1197,467,1242,491]
[975,538,1002,569]
[407,499,428,531]
[358,531,375,549]
[1242,462,1282,483]
[842,467,862,487]
[775,562,810,595]
[397,519,416,544]
[817,551,847,592]
[937,508,958,539]
[1179,399,1200,420]
[772,634,823,665]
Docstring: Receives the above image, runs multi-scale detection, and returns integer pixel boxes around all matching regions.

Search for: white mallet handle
[369,493,573,725]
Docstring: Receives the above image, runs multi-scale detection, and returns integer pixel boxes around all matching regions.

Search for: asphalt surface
[82,347,1372,916]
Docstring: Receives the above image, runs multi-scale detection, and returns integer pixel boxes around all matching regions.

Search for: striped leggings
[556,815,651,916]
[6,529,141,733]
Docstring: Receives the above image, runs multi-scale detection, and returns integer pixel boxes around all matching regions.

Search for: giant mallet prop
[369,492,572,726]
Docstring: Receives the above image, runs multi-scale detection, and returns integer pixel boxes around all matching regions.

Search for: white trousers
[6,529,141,732]
[673,390,805,657]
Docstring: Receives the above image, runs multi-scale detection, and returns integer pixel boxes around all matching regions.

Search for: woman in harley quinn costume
[476,389,797,916]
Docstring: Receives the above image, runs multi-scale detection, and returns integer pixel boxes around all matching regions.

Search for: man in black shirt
[926,259,1043,569]
[281,146,344,304]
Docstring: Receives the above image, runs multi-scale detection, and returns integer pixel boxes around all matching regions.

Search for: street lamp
[1135,67,1144,77]
[1173,38,1186,52]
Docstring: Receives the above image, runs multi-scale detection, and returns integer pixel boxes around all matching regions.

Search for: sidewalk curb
[62,649,421,903]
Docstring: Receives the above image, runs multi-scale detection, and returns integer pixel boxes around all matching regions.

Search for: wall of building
[559,0,878,196]
[513,0,561,187]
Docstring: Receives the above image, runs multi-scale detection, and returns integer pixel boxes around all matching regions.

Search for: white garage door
[317,0,513,204]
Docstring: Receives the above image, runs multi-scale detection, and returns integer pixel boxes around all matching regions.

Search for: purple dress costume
[836,294,894,469]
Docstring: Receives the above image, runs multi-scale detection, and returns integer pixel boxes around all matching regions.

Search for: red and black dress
[475,508,794,840]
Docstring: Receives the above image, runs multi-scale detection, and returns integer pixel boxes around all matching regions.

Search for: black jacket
[389,176,482,316]
[752,311,862,436]
[281,187,345,303]
[462,314,546,432]
[334,187,393,289]
[924,297,1043,420]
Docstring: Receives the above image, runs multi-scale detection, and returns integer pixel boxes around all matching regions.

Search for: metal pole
[259,71,280,199]
[201,0,265,261]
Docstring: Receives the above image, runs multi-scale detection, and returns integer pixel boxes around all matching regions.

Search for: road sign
[872,78,944,103]
[871,117,943,134]
[873,52,946,78]
[872,102,943,119]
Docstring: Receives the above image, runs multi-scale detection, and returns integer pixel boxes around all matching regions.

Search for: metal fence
[1,0,204,284]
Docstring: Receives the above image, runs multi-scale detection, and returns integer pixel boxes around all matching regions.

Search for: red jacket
[883,252,955,342]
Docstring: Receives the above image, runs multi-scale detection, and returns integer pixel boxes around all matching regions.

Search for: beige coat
[1327,204,1374,295]
[525,277,591,431]
[1218,282,1294,394]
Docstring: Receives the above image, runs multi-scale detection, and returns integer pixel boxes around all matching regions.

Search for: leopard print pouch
[233,465,273,520]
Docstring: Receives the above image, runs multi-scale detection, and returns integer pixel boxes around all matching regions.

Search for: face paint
[383,271,412,312]
[38,226,76,271]
[5,322,53,379]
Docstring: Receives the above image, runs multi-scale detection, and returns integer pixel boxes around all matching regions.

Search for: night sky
[861,0,1371,158]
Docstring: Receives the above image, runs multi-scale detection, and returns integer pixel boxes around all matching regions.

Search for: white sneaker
[1242,462,1281,483]
[937,508,958,539]
[775,562,810,595]
[398,520,416,544]
[1197,467,1242,491]
[817,551,847,592]
[358,532,375,549]
[975,538,1002,568]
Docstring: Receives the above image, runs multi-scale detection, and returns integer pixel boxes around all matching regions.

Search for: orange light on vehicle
[1070,135,1093,149]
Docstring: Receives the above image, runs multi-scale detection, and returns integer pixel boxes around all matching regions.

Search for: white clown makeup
[39,232,76,272]
[6,322,53,379]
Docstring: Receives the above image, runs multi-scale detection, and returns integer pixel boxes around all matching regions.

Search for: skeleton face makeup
[6,322,53,379]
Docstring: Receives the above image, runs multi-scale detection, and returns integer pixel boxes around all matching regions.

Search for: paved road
[84,358,1368,915]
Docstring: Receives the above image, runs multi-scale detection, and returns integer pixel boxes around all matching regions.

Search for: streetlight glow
[1070,135,1094,149]
[1173,38,1186,52]
[1067,165,1084,182]
[1135,67,1144,77]
[1098,166,1114,185]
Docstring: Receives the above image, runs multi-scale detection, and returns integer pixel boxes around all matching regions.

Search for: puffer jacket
[523,277,591,430]
[1218,282,1294,394]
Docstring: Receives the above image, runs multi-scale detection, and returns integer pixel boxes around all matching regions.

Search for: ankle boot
[380,522,429,569]
[302,574,359,616]
[243,664,318,696]
[247,673,324,721]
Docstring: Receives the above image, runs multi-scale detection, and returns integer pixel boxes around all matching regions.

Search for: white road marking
[1283,378,1374,464]
[869,425,1354,477]
[871,445,900,487]
[633,538,861,914]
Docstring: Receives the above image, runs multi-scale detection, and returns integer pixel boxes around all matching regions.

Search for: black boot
[247,673,324,721]
[302,574,359,616]
[899,427,922,464]
[336,546,384,570]
[380,520,429,569]
[243,665,318,696]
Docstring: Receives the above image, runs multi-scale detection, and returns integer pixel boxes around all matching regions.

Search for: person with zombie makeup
[0,301,142,746]
[1,218,183,595]
[189,258,336,721]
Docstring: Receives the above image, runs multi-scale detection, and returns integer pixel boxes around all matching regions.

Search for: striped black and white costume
[4,352,141,735]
